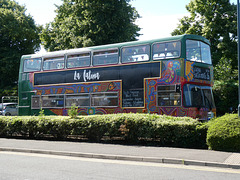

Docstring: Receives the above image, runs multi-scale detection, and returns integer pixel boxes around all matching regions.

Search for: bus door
[18,91,33,115]
[19,72,36,115]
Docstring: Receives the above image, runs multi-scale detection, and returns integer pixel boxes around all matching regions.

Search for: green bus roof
[21,34,210,58]
[87,34,209,51]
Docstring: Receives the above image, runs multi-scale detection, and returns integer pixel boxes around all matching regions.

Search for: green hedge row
[207,114,240,152]
[0,113,207,148]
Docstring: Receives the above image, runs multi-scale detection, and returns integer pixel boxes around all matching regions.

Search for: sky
[15,0,237,52]
[15,0,191,40]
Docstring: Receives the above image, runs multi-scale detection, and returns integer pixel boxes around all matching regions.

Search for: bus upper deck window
[201,43,212,64]
[93,49,118,66]
[153,41,181,60]
[121,45,150,63]
[43,57,64,70]
[67,53,90,68]
[186,40,212,64]
[23,58,42,72]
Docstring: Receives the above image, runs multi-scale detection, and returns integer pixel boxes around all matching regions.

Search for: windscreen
[186,40,212,64]
[183,84,215,109]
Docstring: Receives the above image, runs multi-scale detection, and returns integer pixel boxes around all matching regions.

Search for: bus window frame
[92,48,119,66]
[66,52,91,69]
[23,58,42,72]
[43,56,65,71]
[152,41,181,60]
[186,40,212,65]
[65,93,90,108]
[121,44,150,64]
[157,84,181,107]
[31,95,41,109]
[91,92,119,107]
[183,84,215,109]
[40,94,65,109]
[31,92,119,109]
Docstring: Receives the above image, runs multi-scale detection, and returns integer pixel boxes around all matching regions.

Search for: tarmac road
[1,151,240,180]
[0,138,240,170]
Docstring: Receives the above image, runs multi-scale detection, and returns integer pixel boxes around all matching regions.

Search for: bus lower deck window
[31,96,41,109]
[65,94,90,107]
[41,95,64,108]
[157,85,181,106]
[91,92,118,107]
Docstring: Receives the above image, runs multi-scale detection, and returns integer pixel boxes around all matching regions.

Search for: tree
[172,0,237,69]
[0,0,40,89]
[213,79,238,115]
[40,0,141,51]
[171,0,238,115]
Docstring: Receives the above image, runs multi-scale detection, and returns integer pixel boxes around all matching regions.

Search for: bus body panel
[18,34,215,120]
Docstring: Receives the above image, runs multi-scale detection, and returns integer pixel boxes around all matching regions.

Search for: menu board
[193,66,210,81]
[122,90,144,107]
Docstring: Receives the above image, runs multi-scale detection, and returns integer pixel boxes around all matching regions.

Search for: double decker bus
[18,34,215,120]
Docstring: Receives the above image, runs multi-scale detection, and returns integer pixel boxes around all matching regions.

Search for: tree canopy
[172,0,237,70]
[0,0,40,88]
[172,0,238,115]
[40,0,141,51]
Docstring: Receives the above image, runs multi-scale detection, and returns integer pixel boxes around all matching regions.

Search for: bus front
[182,36,216,120]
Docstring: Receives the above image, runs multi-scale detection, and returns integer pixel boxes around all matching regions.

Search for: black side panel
[34,62,160,107]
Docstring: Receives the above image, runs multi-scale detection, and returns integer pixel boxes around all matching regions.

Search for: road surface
[0,151,239,180]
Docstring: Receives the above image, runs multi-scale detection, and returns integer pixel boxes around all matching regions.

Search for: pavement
[0,138,240,169]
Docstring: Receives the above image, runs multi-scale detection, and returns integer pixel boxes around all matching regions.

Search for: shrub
[120,113,156,143]
[0,114,207,148]
[153,116,207,148]
[0,117,8,136]
[39,108,45,117]
[37,116,73,139]
[68,104,79,118]
[84,115,110,142]
[207,114,240,152]
[7,117,25,136]
[23,117,39,138]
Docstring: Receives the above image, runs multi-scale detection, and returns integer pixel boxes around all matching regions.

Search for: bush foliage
[207,114,240,152]
[213,80,238,116]
[0,114,207,148]
[2,113,240,151]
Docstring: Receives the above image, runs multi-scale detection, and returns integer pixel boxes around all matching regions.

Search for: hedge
[207,114,240,152]
[0,113,207,148]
